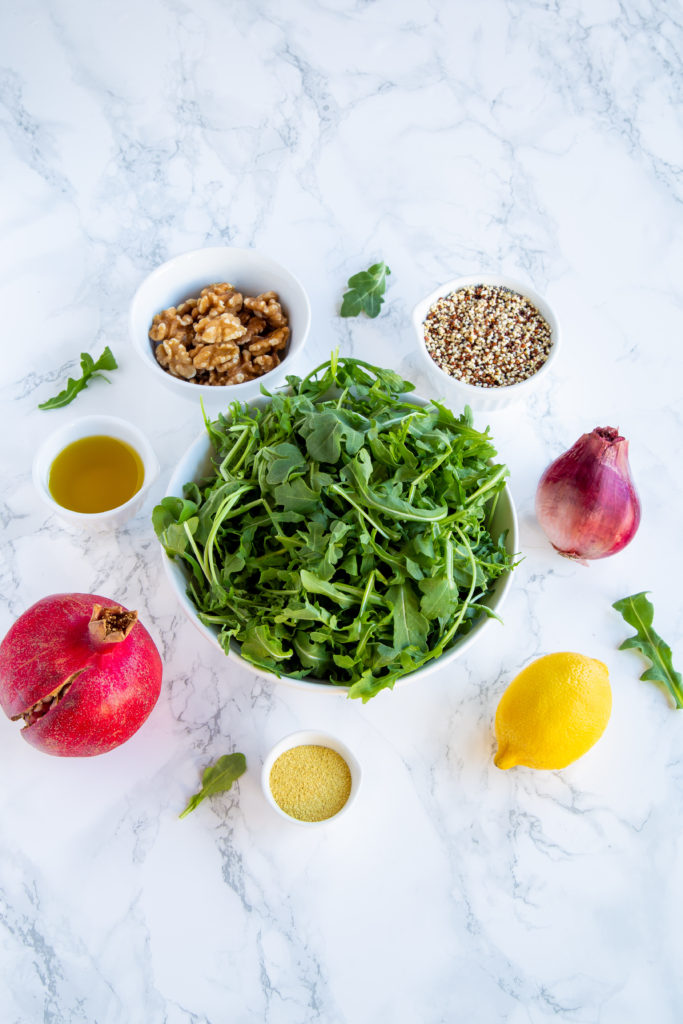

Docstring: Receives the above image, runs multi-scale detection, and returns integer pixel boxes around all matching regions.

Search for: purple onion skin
[535,427,641,563]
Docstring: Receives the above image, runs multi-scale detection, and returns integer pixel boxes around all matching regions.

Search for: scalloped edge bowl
[412,273,561,411]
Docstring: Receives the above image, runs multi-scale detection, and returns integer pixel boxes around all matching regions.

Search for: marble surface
[2,1,683,1021]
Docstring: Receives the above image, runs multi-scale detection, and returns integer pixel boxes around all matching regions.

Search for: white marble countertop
[2,1,683,1021]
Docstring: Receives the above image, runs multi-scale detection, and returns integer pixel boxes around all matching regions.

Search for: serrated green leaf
[241,624,293,663]
[613,592,683,708]
[273,476,320,513]
[340,261,391,319]
[39,346,118,410]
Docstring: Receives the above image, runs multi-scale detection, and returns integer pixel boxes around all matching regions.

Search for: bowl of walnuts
[129,247,311,404]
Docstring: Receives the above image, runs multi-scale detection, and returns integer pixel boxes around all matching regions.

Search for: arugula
[39,346,118,410]
[340,262,391,318]
[179,752,247,818]
[154,355,515,702]
[613,592,683,708]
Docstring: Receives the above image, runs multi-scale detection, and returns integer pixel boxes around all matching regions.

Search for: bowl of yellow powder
[261,730,361,825]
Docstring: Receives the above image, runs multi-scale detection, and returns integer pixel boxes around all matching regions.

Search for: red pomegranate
[0,593,163,756]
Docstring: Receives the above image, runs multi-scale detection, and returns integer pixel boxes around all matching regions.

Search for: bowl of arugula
[153,355,518,702]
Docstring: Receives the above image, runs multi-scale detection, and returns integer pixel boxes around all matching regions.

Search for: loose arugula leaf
[153,356,515,702]
[340,261,391,319]
[39,346,118,410]
[613,592,683,708]
[179,752,246,818]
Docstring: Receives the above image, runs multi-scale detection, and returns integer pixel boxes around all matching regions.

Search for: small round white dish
[129,246,311,407]
[160,394,518,694]
[32,414,159,529]
[261,730,361,826]
[412,274,561,411]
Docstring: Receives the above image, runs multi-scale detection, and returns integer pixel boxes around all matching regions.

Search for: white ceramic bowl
[32,414,159,528]
[412,274,561,411]
[129,246,311,408]
[261,730,362,826]
[160,393,518,694]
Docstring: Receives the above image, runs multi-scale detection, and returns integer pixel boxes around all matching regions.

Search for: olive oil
[49,435,144,513]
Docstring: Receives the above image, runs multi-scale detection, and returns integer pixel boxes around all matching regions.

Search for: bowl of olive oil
[33,415,159,527]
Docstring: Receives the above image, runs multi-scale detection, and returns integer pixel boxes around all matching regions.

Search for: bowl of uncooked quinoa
[412,274,561,411]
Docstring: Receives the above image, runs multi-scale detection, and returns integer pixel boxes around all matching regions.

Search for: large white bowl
[129,246,311,408]
[412,274,561,412]
[161,393,518,694]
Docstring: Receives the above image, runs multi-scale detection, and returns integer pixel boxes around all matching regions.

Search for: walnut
[209,365,258,385]
[247,337,272,357]
[264,326,290,351]
[195,312,247,345]
[196,283,243,317]
[149,280,289,387]
[155,338,196,379]
[193,340,241,371]
[240,316,267,344]
[176,298,198,319]
[149,308,194,347]
[243,291,287,327]
[253,353,279,373]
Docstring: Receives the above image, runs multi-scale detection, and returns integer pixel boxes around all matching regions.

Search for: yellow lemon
[494,652,611,770]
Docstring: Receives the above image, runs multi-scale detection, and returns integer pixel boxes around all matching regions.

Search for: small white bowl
[160,393,518,694]
[129,246,311,407]
[412,274,561,411]
[261,730,362,826]
[32,414,159,528]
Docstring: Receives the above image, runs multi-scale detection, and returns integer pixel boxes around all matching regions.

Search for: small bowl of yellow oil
[33,415,159,528]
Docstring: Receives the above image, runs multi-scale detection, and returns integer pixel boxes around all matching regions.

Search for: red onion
[535,427,640,563]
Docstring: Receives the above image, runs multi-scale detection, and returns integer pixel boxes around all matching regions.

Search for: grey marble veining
[2,0,683,1021]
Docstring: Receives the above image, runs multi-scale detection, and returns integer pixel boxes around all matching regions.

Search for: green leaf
[92,346,119,372]
[179,752,246,818]
[241,624,293,663]
[152,497,200,557]
[387,583,429,650]
[39,346,118,410]
[418,576,459,620]
[300,570,355,609]
[340,261,391,319]
[342,449,448,523]
[613,592,683,708]
[292,632,331,673]
[258,442,307,486]
[273,477,321,513]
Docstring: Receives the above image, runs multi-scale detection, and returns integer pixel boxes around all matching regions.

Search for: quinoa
[269,745,352,822]
[423,284,553,388]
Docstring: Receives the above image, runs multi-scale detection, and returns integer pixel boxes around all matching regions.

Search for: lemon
[494,652,611,770]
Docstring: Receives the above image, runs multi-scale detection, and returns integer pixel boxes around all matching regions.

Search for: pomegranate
[0,593,163,756]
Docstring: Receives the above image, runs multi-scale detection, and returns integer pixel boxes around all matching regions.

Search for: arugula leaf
[241,624,293,663]
[340,262,391,319]
[179,752,247,818]
[387,583,429,650]
[39,346,118,410]
[613,592,683,708]
[153,356,515,702]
